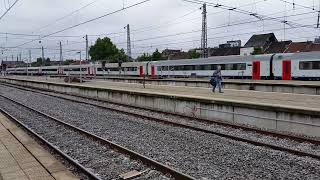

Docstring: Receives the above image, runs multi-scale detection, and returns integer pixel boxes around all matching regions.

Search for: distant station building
[208,40,241,57]
[241,33,278,55]
[264,41,292,54]
[1,61,26,69]
[284,41,320,53]
[162,49,191,60]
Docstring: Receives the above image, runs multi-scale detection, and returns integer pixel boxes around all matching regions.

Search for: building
[244,33,277,49]
[209,47,240,56]
[227,40,241,47]
[284,41,320,53]
[162,49,181,57]
[1,61,26,69]
[264,41,292,54]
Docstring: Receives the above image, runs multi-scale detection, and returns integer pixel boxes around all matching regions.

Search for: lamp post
[77,51,82,83]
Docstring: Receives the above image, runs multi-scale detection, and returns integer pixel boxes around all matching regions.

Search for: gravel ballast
[0,84,320,179]
[0,96,169,180]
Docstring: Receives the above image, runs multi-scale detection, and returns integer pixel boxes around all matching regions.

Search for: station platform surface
[0,113,78,180]
[91,76,320,86]
[5,76,320,112]
[86,80,320,111]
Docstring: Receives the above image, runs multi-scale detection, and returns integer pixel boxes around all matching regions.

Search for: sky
[0,0,320,62]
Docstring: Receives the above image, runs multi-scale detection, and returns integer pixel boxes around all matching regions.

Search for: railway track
[1,83,320,161]
[0,94,194,180]
[1,83,320,179]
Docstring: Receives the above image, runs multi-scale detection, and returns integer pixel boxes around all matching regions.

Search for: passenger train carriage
[5,51,320,80]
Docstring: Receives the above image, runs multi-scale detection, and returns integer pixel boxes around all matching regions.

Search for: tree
[152,49,162,61]
[188,49,200,59]
[63,59,74,65]
[252,47,263,55]
[44,58,51,66]
[89,37,128,62]
[136,53,152,62]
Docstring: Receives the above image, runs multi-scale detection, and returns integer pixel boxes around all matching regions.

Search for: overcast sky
[0,0,320,62]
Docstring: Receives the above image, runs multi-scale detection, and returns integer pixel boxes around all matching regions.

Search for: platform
[0,113,78,180]
[63,76,320,95]
[1,76,320,138]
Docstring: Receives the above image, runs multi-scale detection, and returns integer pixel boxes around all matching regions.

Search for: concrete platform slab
[0,113,78,180]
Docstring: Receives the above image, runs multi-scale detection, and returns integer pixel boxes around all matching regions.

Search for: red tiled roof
[284,42,312,53]
[264,41,291,54]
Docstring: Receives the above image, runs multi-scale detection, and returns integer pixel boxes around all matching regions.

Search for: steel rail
[0,94,195,180]
[0,107,102,180]
[1,83,320,161]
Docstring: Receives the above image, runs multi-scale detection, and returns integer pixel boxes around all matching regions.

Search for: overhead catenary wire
[0,0,19,22]
[182,0,315,29]
[11,0,152,48]
[279,0,319,11]
[33,0,102,33]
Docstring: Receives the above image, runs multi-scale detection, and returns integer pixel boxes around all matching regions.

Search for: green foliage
[152,49,162,61]
[44,58,51,66]
[63,59,74,65]
[188,49,200,59]
[89,37,128,62]
[252,47,263,55]
[31,57,51,67]
[136,53,152,62]
[136,49,165,62]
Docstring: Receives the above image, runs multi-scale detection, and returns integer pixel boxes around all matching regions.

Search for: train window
[202,64,211,70]
[238,63,246,70]
[313,62,320,69]
[299,61,320,70]
[184,65,195,71]
[225,64,233,70]
[195,65,201,70]
[42,69,57,72]
[162,63,246,71]
[158,66,169,71]
[211,64,217,70]
[220,64,226,70]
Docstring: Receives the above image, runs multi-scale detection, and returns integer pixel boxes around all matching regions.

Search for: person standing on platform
[211,65,223,93]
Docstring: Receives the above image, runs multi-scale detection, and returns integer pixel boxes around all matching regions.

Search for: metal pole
[41,46,44,78]
[41,46,44,66]
[28,50,31,77]
[125,24,132,61]
[85,35,88,61]
[59,41,63,65]
[79,51,82,83]
[201,3,207,58]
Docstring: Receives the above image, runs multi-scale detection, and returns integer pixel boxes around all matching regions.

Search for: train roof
[274,51,320,60]
[151,54,273,65]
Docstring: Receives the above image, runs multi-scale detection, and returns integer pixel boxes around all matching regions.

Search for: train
[4,51,320,80]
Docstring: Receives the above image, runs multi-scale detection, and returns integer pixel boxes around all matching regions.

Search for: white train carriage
[7,67,41,75]
[62,64,91,76]
[150,54,273,79]
[97,62,148,77]
[273,52,320,80]
[5,52,320,80]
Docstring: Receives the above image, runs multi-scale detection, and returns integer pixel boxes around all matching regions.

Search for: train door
[58,67,63,75]
[151,65,155,79]
[282,60,291,80]
[252,61,261,80]
[139,65,144,78]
